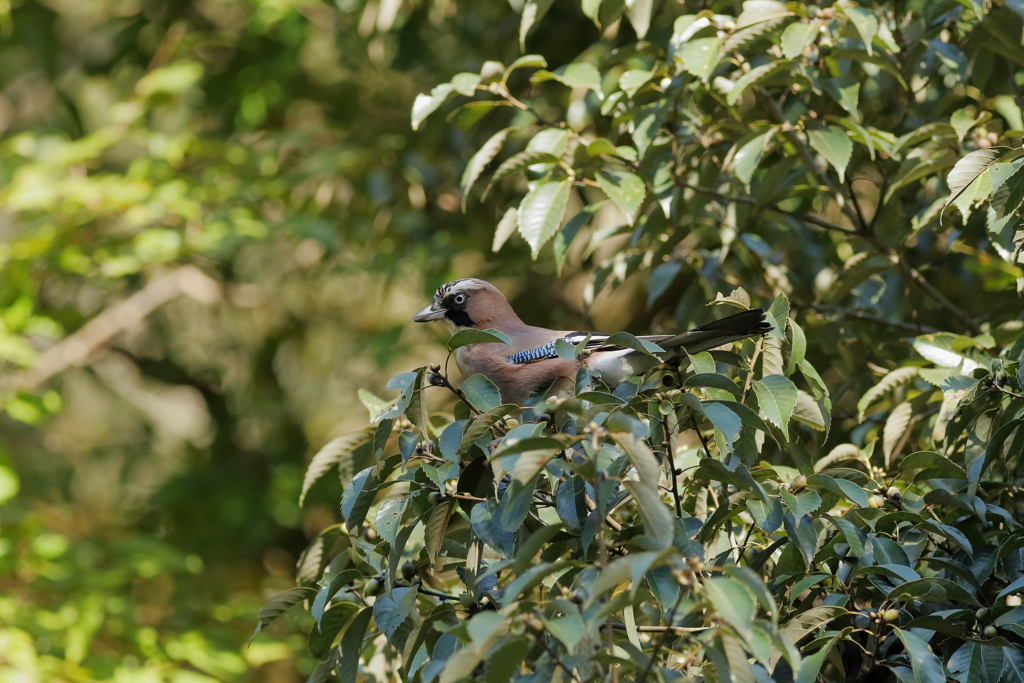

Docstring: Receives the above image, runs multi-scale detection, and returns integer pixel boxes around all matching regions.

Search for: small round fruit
[984,626,998,638]
[791,475,808,491]
[976,608,989,621]
[428,491,445,505]
[819,42,833,57]
[868,495,885,509]
[459,592,478,609]
[526,615,544,632]
[886,486,901,500]
[364,578,384,596]
[401,561,416,582]
[882,609,900,623]
[510,621,526,636]
[1007,595,1022,607]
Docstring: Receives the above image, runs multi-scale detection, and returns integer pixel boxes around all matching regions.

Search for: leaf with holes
[595,170,645,224]
[518,180,571,258]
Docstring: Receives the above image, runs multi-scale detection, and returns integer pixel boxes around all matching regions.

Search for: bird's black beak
[413,304,446,323]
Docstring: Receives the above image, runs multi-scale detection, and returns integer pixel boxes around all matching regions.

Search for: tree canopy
[1,1,1024,683]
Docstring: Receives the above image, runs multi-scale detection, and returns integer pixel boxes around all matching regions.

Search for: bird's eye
[453,293,466,305]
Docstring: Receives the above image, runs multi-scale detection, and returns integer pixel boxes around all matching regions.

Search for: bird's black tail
[652,309,772,355]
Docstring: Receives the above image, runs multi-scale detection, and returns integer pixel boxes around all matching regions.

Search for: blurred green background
[0,0,608,680]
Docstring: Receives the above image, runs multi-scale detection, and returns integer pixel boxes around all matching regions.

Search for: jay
[413,278,771,405]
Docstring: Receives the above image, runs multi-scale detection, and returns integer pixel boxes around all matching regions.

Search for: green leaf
[732,129,774,187]
[447,328,512,350]
[519,0,555,50]
[460,404,516,451]
[518,180,571,258]
[310,602,358,658]
[806,473,869,508]
[948,642,1005,683]
[752,374,798,439]
[484,151,561,198]
[625,0,653,38]
[808,126,853,183]
[858,366,920,420]
[888,578,981,606]
[822,77,860,119]
[893,628,948,683]
[680,37,722,82]
[461,128,511,210]
[703,401,742,448]
[724,1,791,53]
[492,206,519,252]
[618,69,653,97]
[844,7,878,55]
[601,331,664,355]
[951,109,979,143]
[883,402,914,461]
[684,373,742,398]
[781,21,818,59]
[945,147,1012,213]
[993,162,1024,219]
[339,607,374,683]
[424,499,454,569]
[341,456,400,529]
[252,587,316,642]
[538,62,603,92]
[300,430,372,506]
[595,171,646,225]
[542,611,587,652]
[507,54,547,72]
[623,480,674,548]
[705,576,755,640]
[411,83,455,131]
[460,374,503,412]
[451,72,481,97]
[727,60,791,106]
[780,488,821,517]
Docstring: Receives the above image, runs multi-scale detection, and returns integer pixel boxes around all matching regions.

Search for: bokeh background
[0,1,634,681]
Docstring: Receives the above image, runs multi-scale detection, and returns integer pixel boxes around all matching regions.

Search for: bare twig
[13,266,221,394]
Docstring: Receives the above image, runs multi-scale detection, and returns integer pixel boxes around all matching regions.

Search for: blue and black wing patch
[505,332,611,365]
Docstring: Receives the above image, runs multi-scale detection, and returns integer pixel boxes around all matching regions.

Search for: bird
[413,278,772,406]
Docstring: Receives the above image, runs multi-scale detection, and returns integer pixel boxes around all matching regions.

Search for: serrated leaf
[451,72,481,97]
[858,366,920,420]
[544,62,603,92]
[595,170,645,224]
[753,374,799,439]
[844,7,878,55]
[724,1,791,53]
[684,373,742,398]
[460,374,503,412]
[793,389,827,431]
[310,603,358,658]
[945,147,1011,213]
[703,401,743,449]
[808,126,853,183]
[619,68,653,97]
[300,430,372,506]
[780,488,822,517]
[781,21,818,59]
[252,587,317,642]
[680,37,722,82]
[411,83,455,131]
[461,128,511,210]
[483,150,561,198]
[492,206,519,252]
[339,608,373,683]
[883,402,914,461]
[518,180,571,258]
[727,60,791,106]
[424,499,454,570]
[507,54,547,71]
[447,328,512,351]
[822,77,860,118]
[993,163,1024,220]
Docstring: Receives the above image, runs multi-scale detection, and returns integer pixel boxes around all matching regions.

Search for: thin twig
[662,415,683,518]
[635,590,687,683]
